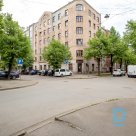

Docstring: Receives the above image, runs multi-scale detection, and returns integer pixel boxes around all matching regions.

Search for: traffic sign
[18,58,23,66]
[64,60,68,64]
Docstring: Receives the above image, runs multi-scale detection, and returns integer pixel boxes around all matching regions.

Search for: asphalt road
[0,76,136,136]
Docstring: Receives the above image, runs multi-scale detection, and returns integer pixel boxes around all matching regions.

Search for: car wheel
[12,76,16,80]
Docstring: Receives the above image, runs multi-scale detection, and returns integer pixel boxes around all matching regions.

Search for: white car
[54,69,72,77]
[113,69,122,76]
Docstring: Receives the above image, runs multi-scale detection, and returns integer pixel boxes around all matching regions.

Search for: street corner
[28,98,136,136]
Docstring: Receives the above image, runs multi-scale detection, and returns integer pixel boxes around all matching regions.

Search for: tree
[42,39,71,69]
[105,26,121,74]
[22,52,34,71]
[123,20,136,52]
[0,14,32,78]
[113,40,128,68]
[0,0,3,11]
[84,29,108,76]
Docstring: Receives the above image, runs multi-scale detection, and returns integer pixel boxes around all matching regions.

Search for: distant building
[27,0,103,73]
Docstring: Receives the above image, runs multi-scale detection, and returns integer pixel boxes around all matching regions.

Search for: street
[0,76,136,136]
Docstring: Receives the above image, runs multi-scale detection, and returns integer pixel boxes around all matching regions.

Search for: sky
[2,0,136,35]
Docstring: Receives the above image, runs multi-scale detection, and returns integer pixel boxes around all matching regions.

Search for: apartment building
[28,0,101,73]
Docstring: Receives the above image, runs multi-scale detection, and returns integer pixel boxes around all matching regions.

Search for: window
[48,28,51,33]
[48,19,50,25]
[76,39,83,45]
[58,13,61,20]
[65,20,68,27]
[52,16,55,23]
[44,65,46,70]
[76,16,83,22]
[39,32,42,36]
[35,57,37,62]
[58,33,61,39]
[97,17,99,22]
[93,23,96,30]
[93,13,96,20]
[65,42,68,47]
[40,56,42,61]
[65,31,68,37]
[89,20,91,27]
[58,23,61,29]
[76,4,83,11]
[89,31,91,37]
[65,9,68,16]
[43,38,46,44]
[53,26,55,31]
[43,30,46,35]
[39,40,42,45]
[89,10,91,16]
[40,65,42,70]
[76,27,83,34]
[97,26,99,30]
[76,50,83,57]
[35,49,37,55]
[52,35,55,39]
[43,21,46,27]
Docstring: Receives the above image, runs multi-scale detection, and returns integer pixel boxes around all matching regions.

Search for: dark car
[41,70,49,76]
[29,70,38,75]
[48,69,54,76]
[0,71,20,79]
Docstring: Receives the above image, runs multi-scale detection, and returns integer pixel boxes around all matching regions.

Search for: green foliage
[84,29,108,75]
[42,40,71,69]
[124,20,136,53]
[106,26,121,56]
[0,0,3,11]
[84,29,107,60]
[0,13,32,76]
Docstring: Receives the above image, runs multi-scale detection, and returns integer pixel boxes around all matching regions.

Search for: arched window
[76,4,83,11]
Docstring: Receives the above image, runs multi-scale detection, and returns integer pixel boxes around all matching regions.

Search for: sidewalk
[0,79,38,91]
[14,98,136,136]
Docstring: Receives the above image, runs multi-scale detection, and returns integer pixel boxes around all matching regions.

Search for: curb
[0,81,38,91]
[10,98,124,136]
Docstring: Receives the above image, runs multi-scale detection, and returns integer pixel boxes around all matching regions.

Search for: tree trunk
[97,58,101,76]
[120,58,122,69]
[125,61,128,73]
[110,54,113,74]
[7,56,14,79]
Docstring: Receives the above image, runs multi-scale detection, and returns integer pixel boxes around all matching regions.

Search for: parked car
[0,71,20,79]
[121,69,126,76]
[128,65,136,77]
[48,69,54,76]
[54,69,72,77]
[113,69,125,76]
[38,70,43,75]
[29,70,38,75]
[41,70,49,76]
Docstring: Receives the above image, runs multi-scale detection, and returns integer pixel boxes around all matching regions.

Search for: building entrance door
[78,63,82,73]
[76,60,83,73]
